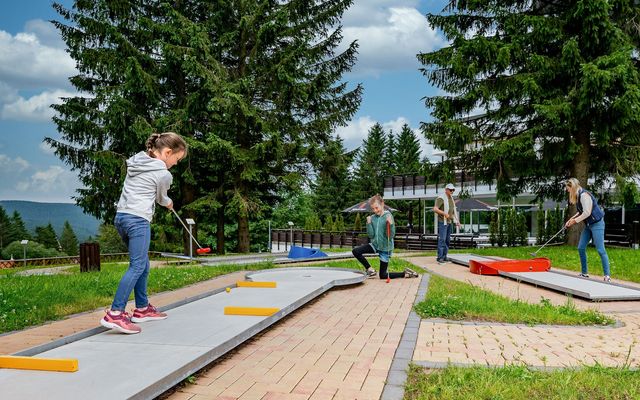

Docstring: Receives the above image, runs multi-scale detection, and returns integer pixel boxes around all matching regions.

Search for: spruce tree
[383,130,397,175]
[60,221,79,256]
[49,0,362,253]
[0,206,11,249]
[353,123,388,199]
[395,124,421,175]
[97,224,128,253]
[9,211,30,242]
[312,136,357,218]
[420,1,640,241]
[35,223,59,250]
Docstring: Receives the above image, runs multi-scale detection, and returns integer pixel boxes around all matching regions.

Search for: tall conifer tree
[60,221,79,256]
[420,0,640,243]
[354,123,387,198]
[35,223,59,250]
[313,136,356,218]
[49,0,361,253]
[395,124,421,174]
[0,206,11,249]
[9,211,30,242]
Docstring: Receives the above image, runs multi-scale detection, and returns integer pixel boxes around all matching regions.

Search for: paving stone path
[405,256,640,369]
[2,255,639,400]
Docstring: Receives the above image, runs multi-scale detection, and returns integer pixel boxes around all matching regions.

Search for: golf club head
[530,252,537,257]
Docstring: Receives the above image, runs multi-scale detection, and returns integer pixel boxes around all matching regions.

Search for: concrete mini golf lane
[0,268,364,400]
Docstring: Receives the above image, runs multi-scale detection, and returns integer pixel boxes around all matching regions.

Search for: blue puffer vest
[576,189,604,226]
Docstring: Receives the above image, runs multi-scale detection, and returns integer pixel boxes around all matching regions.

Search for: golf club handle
[170,208,204,249]
[547,226,564,243]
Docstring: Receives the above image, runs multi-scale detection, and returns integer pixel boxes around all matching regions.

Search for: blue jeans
[437,221,452,261]
[577,219,610,276]
[112,213,151,311]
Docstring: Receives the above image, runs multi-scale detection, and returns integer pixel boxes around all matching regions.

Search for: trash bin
[79,242,101,272]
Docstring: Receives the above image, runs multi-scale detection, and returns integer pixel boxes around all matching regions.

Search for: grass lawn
[405,364,640,400]
[0,257,413,334]
[414,274,613,326]
[0,261,275,334]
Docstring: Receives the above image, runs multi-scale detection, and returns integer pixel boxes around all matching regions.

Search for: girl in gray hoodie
[100,132,187,334]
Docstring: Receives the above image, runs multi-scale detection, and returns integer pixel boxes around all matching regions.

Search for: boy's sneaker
[404,267,419,278]
[366,268,377,278]
[578,273,590,278]
[436,259,446,265]
[100,310,141,334]
[131,304,168,322]
[604,275,611,283]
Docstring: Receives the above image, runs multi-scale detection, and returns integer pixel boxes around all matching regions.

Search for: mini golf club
[530,226,565,257]
[170,208,211,255]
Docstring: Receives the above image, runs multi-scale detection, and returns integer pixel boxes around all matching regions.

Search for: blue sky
[0,0,448,203]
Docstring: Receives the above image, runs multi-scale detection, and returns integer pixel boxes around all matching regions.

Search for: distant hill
[0,200,101,241]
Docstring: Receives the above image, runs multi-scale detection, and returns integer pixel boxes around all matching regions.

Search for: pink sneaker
[131,304,167,323]
[100,310,141,334]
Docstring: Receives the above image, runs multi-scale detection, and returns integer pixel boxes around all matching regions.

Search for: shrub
[2,240,65,259]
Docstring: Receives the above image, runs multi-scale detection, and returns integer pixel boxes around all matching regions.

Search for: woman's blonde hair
[146,132,188,158]
[565,177,582,205]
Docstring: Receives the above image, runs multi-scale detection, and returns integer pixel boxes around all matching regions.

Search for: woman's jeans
[112,213,151,311]
[437,221,452,261]
[577,219,610,276]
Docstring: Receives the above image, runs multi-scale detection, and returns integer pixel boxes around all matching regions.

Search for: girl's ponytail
[146,133,163,153]
[146,132,188,158]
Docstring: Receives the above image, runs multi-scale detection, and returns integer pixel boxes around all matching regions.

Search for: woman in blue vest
[564,178,611,282]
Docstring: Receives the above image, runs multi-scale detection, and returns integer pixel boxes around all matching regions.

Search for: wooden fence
[0,251,166,269]
[271,229,478,251]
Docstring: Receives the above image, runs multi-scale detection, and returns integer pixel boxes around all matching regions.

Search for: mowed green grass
[0,262,274,334]
[0,257,412,334]
[405,364,640,400]
[414,274,613,326]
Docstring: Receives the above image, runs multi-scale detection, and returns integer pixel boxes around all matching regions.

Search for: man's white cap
[445,183,455,190]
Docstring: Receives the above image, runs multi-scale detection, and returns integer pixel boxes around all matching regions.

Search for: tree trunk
[216,203,225,254]
[238,212,250,253]
[567,131,590,245]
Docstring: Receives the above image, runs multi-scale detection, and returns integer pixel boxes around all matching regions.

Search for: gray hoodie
[116,151,173,222]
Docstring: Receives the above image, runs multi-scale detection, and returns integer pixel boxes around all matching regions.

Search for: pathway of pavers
[165,277,421,400]
[0,268,366,400]
[406,256,640,369]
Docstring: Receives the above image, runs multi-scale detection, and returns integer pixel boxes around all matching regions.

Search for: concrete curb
[380,273,430,400]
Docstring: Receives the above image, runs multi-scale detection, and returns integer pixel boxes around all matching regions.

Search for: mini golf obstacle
[448,254,640,301]
[0,267,365,400]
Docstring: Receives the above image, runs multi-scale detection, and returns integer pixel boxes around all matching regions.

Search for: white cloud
[381,116,410,135]
[0,154,30,172]
[343,0,420,26]
[0,28,75,89]
[340,7,445,76]
[24,19,66,49]
[1,89,75,122]
[39,141,56,155]
[335,115,379,151]
[16,165,77,194]
[0,82,18,104]
[335,115,437,161]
